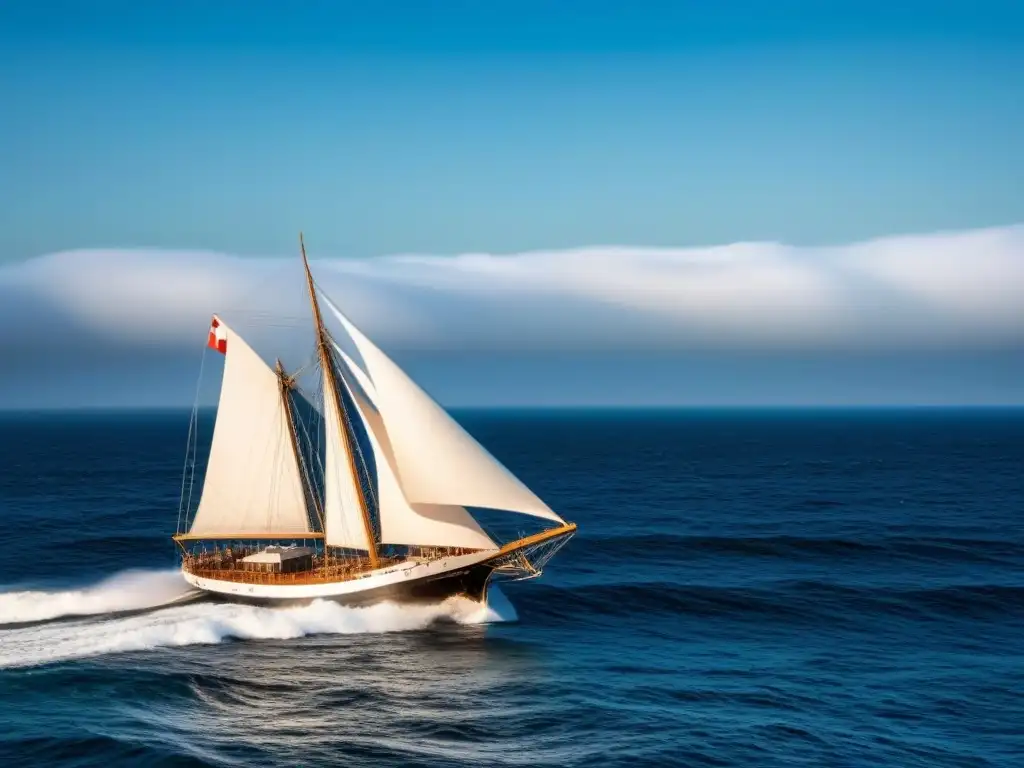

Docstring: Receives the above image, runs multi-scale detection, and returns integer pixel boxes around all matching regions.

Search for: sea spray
[0,569,197,625]
[0,585,517,669]
[467,583,518,624]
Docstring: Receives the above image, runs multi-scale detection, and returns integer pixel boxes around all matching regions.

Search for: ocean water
[0,408,1022,767]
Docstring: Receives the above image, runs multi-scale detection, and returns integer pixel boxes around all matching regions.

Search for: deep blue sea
[0,409,1022,767]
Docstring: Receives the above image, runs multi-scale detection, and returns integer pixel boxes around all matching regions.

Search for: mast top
[300,232,328,344]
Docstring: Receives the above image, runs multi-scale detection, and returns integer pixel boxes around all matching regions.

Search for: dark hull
[208,560,498,608]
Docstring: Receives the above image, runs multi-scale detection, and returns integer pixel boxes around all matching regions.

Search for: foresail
[189,319,312,537]
[334,345,497,550]
[321,362,373,550]
[319,291,565,525]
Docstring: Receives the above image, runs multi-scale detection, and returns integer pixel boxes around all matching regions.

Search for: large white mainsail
[321,365,373,550]
[319,291,565,526]
[334,345,496,551]
[189,318,312,537]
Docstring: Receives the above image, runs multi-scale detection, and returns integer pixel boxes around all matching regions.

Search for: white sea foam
[0,572,516,669]
[0,569,198,625]
[466,582,518,624]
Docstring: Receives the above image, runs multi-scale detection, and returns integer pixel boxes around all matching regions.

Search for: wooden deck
[181,550,396,586]
[180,547,478,586]
[177,525,577,588]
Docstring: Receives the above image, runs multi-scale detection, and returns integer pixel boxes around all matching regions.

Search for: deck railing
[180,546,480,586]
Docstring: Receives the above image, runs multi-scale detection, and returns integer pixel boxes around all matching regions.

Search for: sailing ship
[174,235,576,606]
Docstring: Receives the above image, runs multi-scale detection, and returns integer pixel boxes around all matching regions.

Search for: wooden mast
[276,358,324,532]
[300,233,380,568]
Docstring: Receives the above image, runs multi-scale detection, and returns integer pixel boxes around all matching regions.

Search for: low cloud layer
[3,224,1023,354]
[1,224,1022,407]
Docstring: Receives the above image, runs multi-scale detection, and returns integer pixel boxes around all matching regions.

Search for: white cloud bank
[1,224,1022,355]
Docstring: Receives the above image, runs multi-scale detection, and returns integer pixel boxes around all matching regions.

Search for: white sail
[189,319,312,537]
[334,345,497,550]
[321,367,372,550]
[320,292,564,525]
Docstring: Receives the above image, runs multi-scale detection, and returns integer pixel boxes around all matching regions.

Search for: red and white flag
[207,315,228,354]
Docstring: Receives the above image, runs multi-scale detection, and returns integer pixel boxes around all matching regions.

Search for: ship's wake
[0,570,517,669]
[0,569,199,625]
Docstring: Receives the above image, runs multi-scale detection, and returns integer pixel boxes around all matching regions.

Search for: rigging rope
[178,345,207,534]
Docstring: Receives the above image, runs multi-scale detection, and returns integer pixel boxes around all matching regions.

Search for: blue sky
[0,1,1022,406]
[2,1,1023,259]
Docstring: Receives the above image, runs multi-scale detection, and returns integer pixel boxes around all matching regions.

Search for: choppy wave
[523,581,1024,625]
[0,569,198,625]
[575,533,1024,565]
[0,570,517,669]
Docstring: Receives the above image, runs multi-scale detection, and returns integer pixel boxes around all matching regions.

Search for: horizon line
[3,403,1023,415]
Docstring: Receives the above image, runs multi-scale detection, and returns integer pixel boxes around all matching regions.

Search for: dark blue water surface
[1,409,1022,766]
